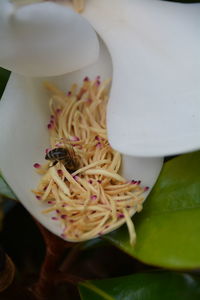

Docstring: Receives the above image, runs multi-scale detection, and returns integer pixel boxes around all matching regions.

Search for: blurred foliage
[0,196,4,231]
[79,272,200,300]
[0,175,17,201]
[0,68,10,99]
[0,68,17,201]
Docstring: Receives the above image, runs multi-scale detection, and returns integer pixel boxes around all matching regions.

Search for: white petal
[0,0,99,76]
[82,0,200,156]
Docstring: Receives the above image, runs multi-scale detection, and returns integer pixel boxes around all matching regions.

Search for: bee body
[45,147,79,173]
[46,148,68,161]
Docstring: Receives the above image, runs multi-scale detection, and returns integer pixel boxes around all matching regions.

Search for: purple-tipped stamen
[144,186,150,191]
[33,163,41,168]
[61,215,67,219]
[57,169,63,176]
[117,213,124,219]
[96,80,101,86]
[95,135,100,141]
[71,136,80,141]
[83,76,89,82]
[56,108,62,114]
[96,142,102,148]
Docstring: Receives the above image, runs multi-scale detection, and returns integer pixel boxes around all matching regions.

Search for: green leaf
[105,151,200,269]
[0,67,10,98]
[81,238,108,251]
[0,174,17,200]
[79,272,200,300]
[0,68,16,199]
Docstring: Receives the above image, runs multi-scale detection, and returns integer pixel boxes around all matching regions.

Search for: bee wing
[62,136,80,171]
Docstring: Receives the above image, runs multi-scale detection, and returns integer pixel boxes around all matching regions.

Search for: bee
[45,147,79,173]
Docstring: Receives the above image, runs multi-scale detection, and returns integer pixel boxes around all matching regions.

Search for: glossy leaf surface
[105,151,200,269]
[79,272,200,300]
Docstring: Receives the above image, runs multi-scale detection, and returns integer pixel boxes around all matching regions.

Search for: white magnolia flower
[0,0,199,240]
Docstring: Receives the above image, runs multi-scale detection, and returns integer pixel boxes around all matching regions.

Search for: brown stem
[55,273,84,285]
[59,244,81,273]
[32,222,75,300]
